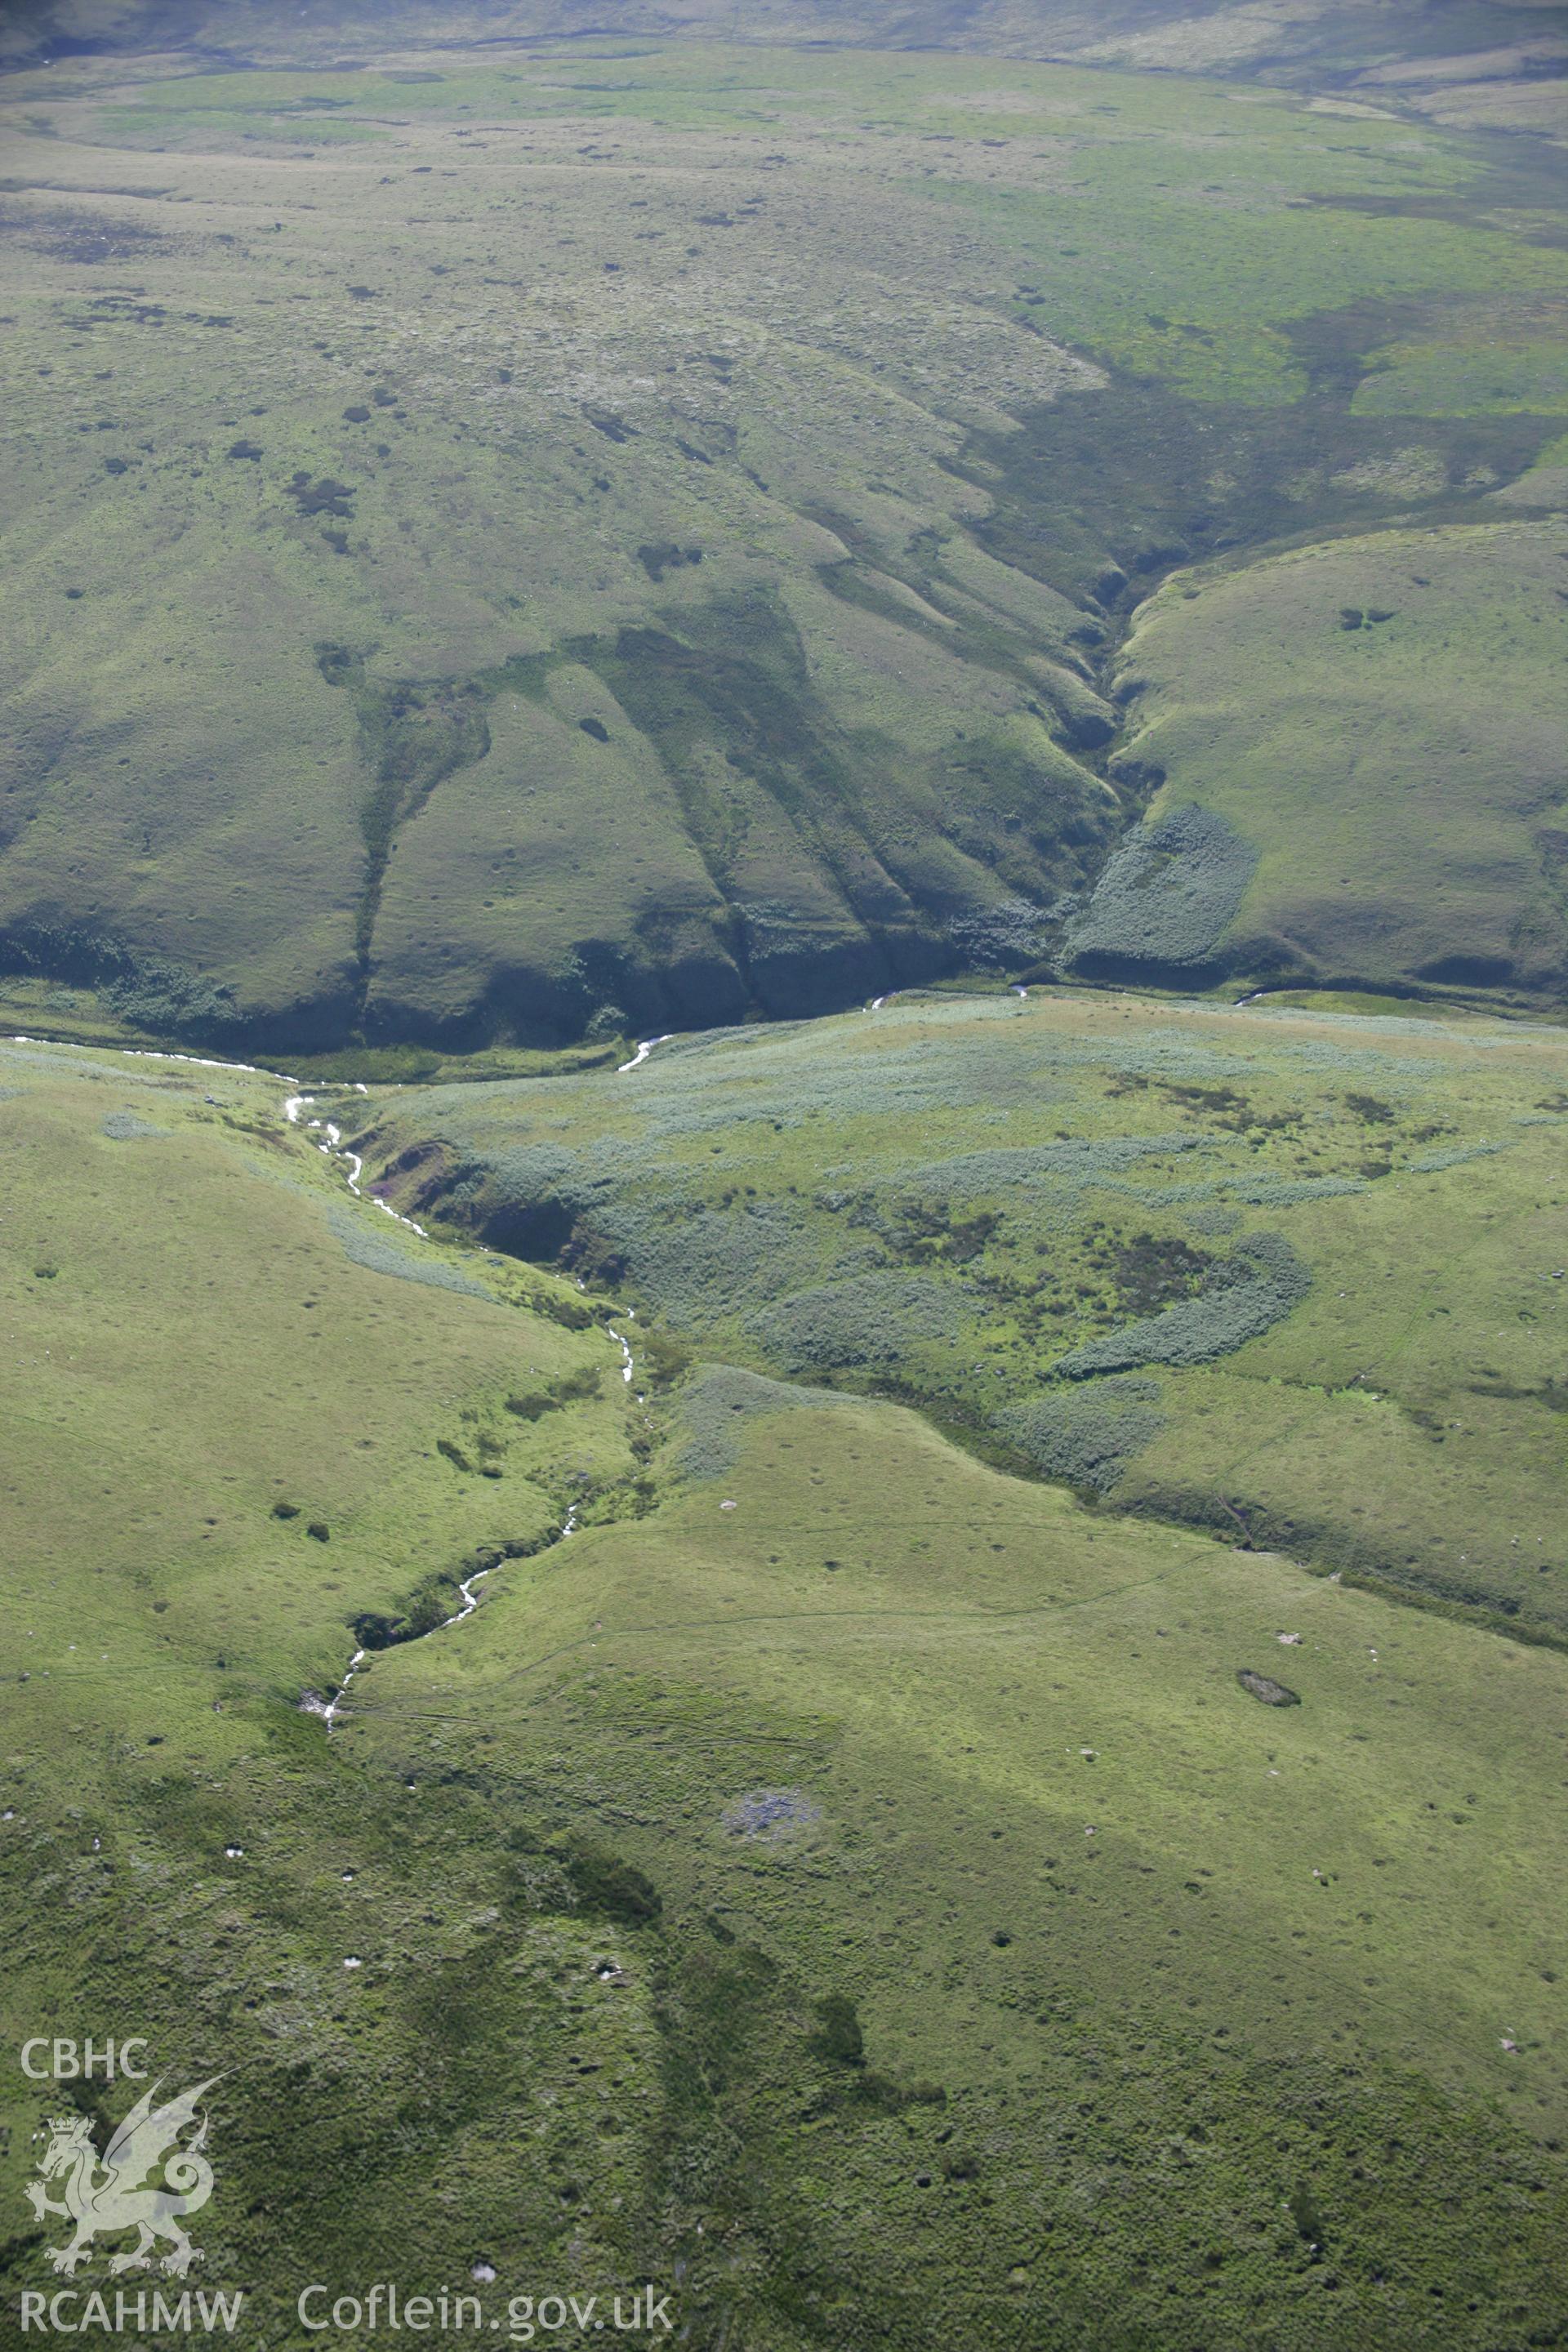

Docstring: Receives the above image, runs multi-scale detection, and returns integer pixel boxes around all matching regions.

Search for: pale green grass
[361,1382,1568,2123]
[0,1039,637,1720]
[1354,332,1568,418]
[0,1039,676,2343]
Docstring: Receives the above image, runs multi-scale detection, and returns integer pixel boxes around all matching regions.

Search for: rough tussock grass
[363,987,1568,1639]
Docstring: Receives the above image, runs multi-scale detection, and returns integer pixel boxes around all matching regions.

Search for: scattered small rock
[723,1788,820,1839]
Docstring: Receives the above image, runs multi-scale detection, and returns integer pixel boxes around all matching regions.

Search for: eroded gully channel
[282,1078,647,1732]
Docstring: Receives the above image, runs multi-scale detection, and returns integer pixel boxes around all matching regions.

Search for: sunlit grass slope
[357,988,1568,1644]
[0,1037,684,2341]
[0,1039,641,1702]
[325,1339,1568,2347]
[4,1036,1568,2348]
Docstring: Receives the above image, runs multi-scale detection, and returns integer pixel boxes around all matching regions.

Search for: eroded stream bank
[286,1080,643,1729]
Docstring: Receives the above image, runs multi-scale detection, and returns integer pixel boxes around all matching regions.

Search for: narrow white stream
[315,1499,585,1734]
[617,1033,671,1074]
[287,1092,418,1232]
[125,1048,282,1076]
[11,1036,297,1084]
[609,1309,645,1403]
[280,1085,625,1731]
[448,1504,582,1629]
[319,1650,366,1729]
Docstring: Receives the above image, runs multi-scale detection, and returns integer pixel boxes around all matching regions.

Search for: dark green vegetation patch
[994,1375,1166,1493]
[1066,803,1260,987]
[1237,1668,1303,1707]
[1054,1229,1310,1377]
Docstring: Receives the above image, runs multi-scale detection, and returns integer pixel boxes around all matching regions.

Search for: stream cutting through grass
[281,1083,628,1728]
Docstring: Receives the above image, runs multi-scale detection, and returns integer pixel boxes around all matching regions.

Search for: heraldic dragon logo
[26,2078,219,2277]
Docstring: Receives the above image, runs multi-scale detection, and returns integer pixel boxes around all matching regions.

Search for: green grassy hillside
[347,1379,1568,2346]
[0,1033,645,1731]
[5,10,1568,2344]
[2,36,1566,1045]
[5,1031,1568,2349]
[3,0,1564,121]
[1067,516,1568,997]
[355,988,1568,1646]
